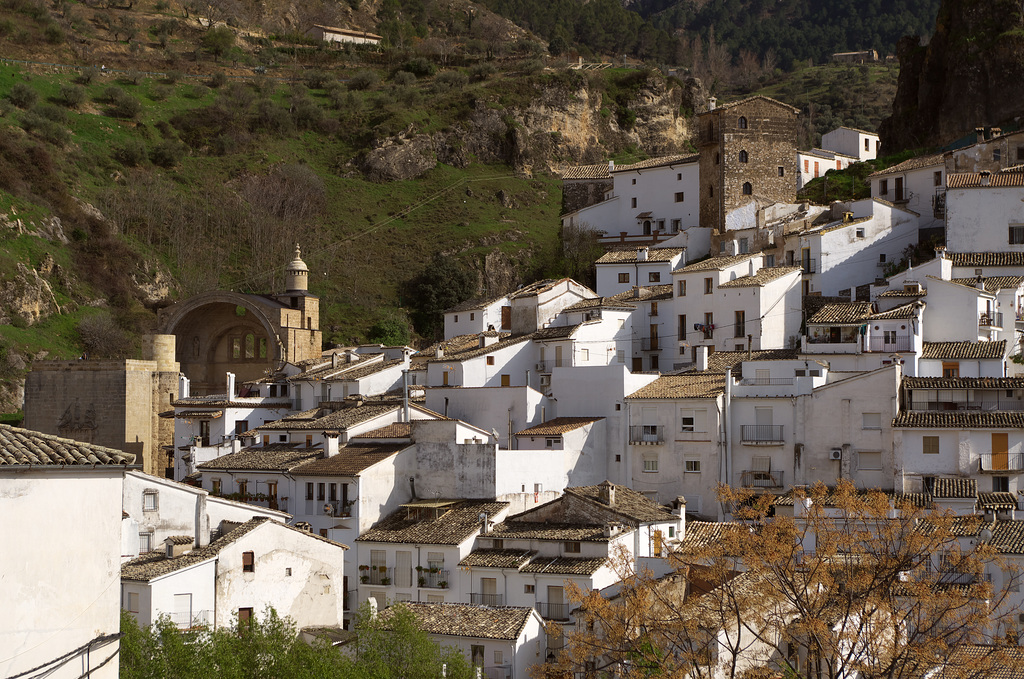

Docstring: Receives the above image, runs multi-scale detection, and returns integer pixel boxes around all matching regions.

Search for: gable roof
[703,349,799,375]
[707,94,800,115]
[289,444,408,477]
[564,483,679,523]
[560,164,611,180]
[458,549,536,569]
[485,521,614,542]
[947,166,1024,189]
[352,423,412,440]
[611,155,698,173]
[717,266,801,288]
[948,252,1024,268]
[256,403,399,431]
[625,373,726,400]
[514,417,603,437]
[893,411,1024,429]
[0,424,136,466]
[931,477,977,499]
[678,254,755,272]
[868,153,944,177]
[902,376,1024,389]
[356,499,508,545]
[445,295,508,314]
[807,302,873,325]
[197,445,323,472]
[384,603,536,641]
[920,341,1006,360]
[949,276,1024,292]
[519,556,607,575]
[866,301,921,320]
[596,247,685,264]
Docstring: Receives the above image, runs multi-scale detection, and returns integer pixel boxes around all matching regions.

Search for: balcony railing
[912,399,1024,412]
[865,336,913,353]
[417,568,450,588]
[802,259,816,274]
[537,602,571,621]
[344,588,357,611]
[740,424,784,443]
[740,377,795,386]
[806,335,858,345]
[629,425,664,444]
[740,470,785,489]
[641,337,660,351]
[980,312,1004,329]
[470,593,504,606]
[979,453,1024,473]
[933,191,946,218]
[168,609,212,629]
[360,567,393,586]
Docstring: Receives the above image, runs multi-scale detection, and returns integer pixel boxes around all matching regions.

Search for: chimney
[608,160,615,173]
[843,211,853,223]
[980,170,991,186]
[598,480,615,506]
[632,285,640,299]
[696,345,709,372]
[992,128,1002,139]
[479,511,489,534]
[676,496,687,537]
[976,127,985,143]
[331,352,339,369]
[708,96,717,111]
[435,345,444,359]
[324,431,340,457]
[637,247,648,262]
[226,372,235,398]
[976,275,986,291]
[409,476,416,499]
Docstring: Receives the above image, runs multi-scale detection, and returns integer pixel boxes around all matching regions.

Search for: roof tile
[0,424,135,466]
[920,341,1006,360]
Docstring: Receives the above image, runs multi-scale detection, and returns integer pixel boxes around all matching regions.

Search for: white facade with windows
[821,126,880,162]
[444,296,511,340]
[594,247,686,297]
[945,171,1024,253]
[868,153,945,229]
[796,148,858,189]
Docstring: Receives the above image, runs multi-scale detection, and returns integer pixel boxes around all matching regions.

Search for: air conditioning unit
[536,363,545,371]
[829,448,843,461]
[539,375,550,386]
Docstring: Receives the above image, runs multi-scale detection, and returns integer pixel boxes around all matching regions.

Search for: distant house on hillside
[306,24,382,46]
[832,49,879,63]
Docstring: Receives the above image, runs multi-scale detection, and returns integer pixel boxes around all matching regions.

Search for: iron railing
[629,425,664,444]
[470,593,504,606]
[802,259,816,274]
[979,453,1024,472]
[168,610,212,629]
[980,312,1004,328]
[740,470,785,488]
[740,425,784,443]
[866,336,913,352]
[360,567,393,586]
[740,377,795,386]
[418,569,450,588]
[536,602,571,621]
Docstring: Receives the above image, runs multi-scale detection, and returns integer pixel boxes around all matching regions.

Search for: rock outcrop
[880,0,1024,152]
[0,263,61,326]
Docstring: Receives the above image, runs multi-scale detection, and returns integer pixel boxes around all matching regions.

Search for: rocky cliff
[880,0,1024,151]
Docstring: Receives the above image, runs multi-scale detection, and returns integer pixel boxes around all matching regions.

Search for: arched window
[739,150,749,163]
[244,333,255,359]
[738,116,748,129]
[742,182,753,195]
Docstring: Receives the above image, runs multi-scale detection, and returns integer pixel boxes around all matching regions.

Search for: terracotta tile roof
[459,549,536,569]
[931,477,977,499]
[707,94,800,114]
[352,423,412,439]
[701,349,799,375]
[327,359,404,381]
[520,556,607,575]
[947,166,1024,189]
[561,164,611,180]
[866,301,921,320]
[679,521,745,549]
[717,267,801,288]
[175,410,224,419]
[679,254,755,272]
[197,445,322,472]
[920,341,1006,360]
[445,295,507,314]
[596,247,685,264]
[614,284,675,303]
[170,396,293,408]
[532,324,582,340]
[626,374,726,400]
[903,376,1024,389]
[917,643,1024,679]
[565,484,679,523]
[0,424,136,466]
[612,154,698,172]
[424,333,533,363]
[386,602,535,641]
[486,521,612,542]
[986,521,1024,555]
[121,517,346,581]
[562,296,636,312]
[893,411,1024,428]
[867,153,944,177]
[414,334,507,365]
[817,215,872,235]
[356,500,508,545]
[166,535,193,545]
[878,289,927,298]
[807,302,873,325]
[948,252,1024,268]
[509,279,574,300]
[949,276,1024,292]
[258,403,399,431]
[289,444,407,476]
[978,492,1017,511]
[514,417,603,436]
[636,211,653,219]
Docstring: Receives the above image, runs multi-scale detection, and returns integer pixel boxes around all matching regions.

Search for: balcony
[801,259,816,274]
[313,500,352,518]
[629,425,664,445]
[641,337,660,351]
[979,312,1003,330]
[933,191,946,219]
[417,568,450,589]
[536,602,572,621]
[912,399,1024,412]
[359,566,393,586]
[865,336,913,353]
[740,424,784,444]
[979,453,1024,473]
[168,609,212,630]
[739,377,794,386]
[740,469,785,489]
[470,593,504,606]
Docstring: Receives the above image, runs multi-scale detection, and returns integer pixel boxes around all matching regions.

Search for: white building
[444,295,511,339]
[868,153,945,229]
[594,247,686,297]
[821,126,880,162]
[306,24,383,45]
[918,341,1007,379]
[0,425,137,679]
[121,516,348,630]
[796,148,859,189]
[945,168,1024,254]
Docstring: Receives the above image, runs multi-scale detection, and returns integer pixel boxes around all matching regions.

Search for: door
[993,433,1009,471]
[548,585,565,620]
[199,420,210,446]
[895,177,905,201]
[173,593,192,629]
[395,550,412,588]
[501,306,511,330]
[555,345,563,368]
[649,324,659,351]
[481,577,497,605]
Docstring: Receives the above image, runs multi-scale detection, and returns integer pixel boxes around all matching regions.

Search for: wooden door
[993,433,1009,470]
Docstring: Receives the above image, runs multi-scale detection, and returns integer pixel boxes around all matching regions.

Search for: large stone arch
[158,291,285,395]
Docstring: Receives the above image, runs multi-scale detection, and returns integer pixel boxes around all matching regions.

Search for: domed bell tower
[274,244,320,364]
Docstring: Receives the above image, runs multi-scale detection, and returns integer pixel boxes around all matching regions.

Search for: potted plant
[359,565,369,572]
[415,566,424,572]
[360,575,369,584]
[437,580,448,589]
[381,576,391,585]
[418,576,426,587]
[429,567,439,574]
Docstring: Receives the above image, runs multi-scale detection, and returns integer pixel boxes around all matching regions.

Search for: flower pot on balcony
[418,577,426,587]
[437,580,447,589]
[360,575,369,584]
[381,577,391,585]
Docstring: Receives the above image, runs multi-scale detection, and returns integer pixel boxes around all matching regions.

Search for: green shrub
[392,70,416,87]
[150,84,171,101]
[403,57,435,78]
[433,70,467,92]
[114,138,147,166]
[0,19,14,36]
[58,83,86,108]
[347,69,379,90]
[43,23,63,43]
[149,138,185,167]
[7,82,37,108]
[208,71,228,88]
[76,66,98,85]
[304,69,331,89]
[468,62,496,82]
[186,83,209,99]
[32,103,68,124]
[110,91,142,119]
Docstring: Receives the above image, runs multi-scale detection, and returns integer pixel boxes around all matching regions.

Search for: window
[765,254,775,267]
[486,356,494,365]
[617,350,625,363]
[685,457,701,473]
[632,178,637,185]
[631,197,637,208]
[739,150,749,163]
[491,539,503,548]
[942,362,960,378]
[738,116,747,129]
[657,219,665,231]
[709,184,714,198]
[734,310,745,338]
[454,315,458,323]
[1018,146,1024,162]
[564,541,581,553]
[715,152,720,165]
[863,413,882,429]
[232,337,241,359]
[934,171,942,187]
[643,457,659,472]
[139,532,152,553]
[237,480,247,497]
[618,272,630,283]
[238,608,253,625]
[678,315,687,341]
[317,483,325,501]
[856,227,865,238]
[677,173,682,180]
[329,483,337,502]
[580,348,589,361]
[739,238,748,254]
[704,277,713,294]
[879,253,887,264]
[470,313,475,321]
[671,219,681,232]
[278,434,287,442]
[242,551,255,572]
[778,166,785,176]
[674,191,685,202]
[994,148,1002,162]
[864,138,870,151]
[1009,225,1024,244]
[880,179,888,195]
[678,280,686,296]
[525,584,535,594]
[649,303,658,318]
[305,434,313,448]
[212,478,222,495]
[923,436,940,455]
[994,476,1010,493]
[858,451,882,470]
[649,272,661,283]
[742,182,752,195]
[704,312,714,340]
[127,591,139,613]
[143,490,158,511]
[500,374,510,387]
[804,159,809,172]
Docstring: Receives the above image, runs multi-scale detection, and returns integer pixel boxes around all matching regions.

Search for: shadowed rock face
[880,0,1024,152]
